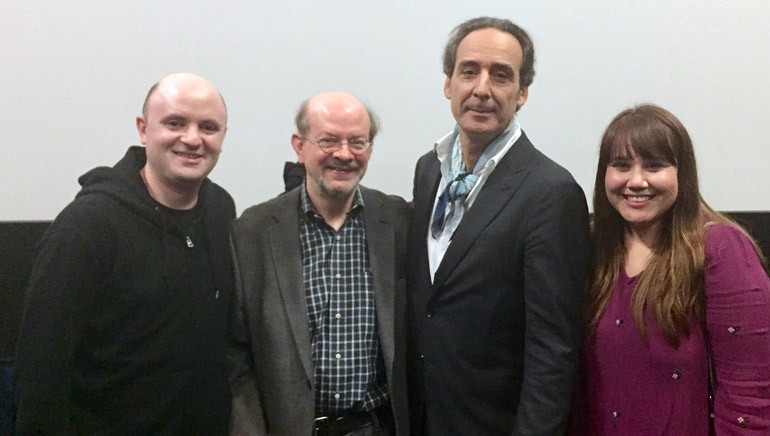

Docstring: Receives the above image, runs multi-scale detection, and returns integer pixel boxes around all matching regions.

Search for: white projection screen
[2,0,769,219]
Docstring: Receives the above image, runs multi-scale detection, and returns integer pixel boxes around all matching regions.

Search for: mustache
[322,158,359,170]
[464,102,496,112]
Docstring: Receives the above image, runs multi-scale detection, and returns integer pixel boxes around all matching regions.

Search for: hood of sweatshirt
[76,146,168,226]
[75,146,210,277]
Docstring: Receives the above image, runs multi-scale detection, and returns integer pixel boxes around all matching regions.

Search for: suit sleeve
[515,179,591,435]
[227,232,268,435]
[704,224,770,435]
[14,207,106,435]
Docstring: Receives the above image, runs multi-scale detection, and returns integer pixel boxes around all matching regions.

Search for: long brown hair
[588,104,766,347]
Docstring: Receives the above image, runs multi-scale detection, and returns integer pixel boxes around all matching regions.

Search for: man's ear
[443,76,453,100]
[136,116,148,145]
[290,133,305,164]
[516,87,529,111]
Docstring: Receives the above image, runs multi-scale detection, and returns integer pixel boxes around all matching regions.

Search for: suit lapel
[362,188,396,376]
[413,156,442,284]
[432,134,535,287]
[268,192,314,381]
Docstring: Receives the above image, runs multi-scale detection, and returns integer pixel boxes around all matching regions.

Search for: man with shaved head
[229,92,410,435]
[15,73,235,434]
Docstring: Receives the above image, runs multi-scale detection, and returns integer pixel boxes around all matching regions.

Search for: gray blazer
[228,186,410,435]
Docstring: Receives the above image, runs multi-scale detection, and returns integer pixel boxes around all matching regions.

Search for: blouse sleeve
[705,223,770,435]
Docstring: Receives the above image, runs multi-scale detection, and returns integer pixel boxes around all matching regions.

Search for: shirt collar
[300,183,365,220]
[434,119,522,178]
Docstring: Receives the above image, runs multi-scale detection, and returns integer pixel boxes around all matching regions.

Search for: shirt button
[427,313,432,318]
[612,411,619,418]
[737,416,747,427]
[672,370,682,380]
[727,326,737,334]
[615,319,622,326]
[335,235,341,240]
[335,353,342,360]
[334,393,340,400]
[335,273,341,279]
[335,312,342,319]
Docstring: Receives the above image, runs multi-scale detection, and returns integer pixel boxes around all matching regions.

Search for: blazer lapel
[268,193,314,381]
[362,188,396,376]
[432,134,535,287]
[413,156,442,284]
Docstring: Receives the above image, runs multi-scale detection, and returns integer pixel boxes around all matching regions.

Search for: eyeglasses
[302,136,372,155]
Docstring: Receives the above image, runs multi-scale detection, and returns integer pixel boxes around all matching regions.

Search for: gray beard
[316,174,361,200]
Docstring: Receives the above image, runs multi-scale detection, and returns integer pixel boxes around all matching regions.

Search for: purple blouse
[578,224,770,435]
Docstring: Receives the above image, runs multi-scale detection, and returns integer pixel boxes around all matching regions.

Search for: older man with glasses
[228,92,410,435]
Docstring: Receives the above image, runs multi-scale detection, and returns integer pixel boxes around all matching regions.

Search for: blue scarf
[430,123,514,238]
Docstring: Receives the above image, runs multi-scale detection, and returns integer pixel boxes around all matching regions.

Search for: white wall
[2,0,769,220]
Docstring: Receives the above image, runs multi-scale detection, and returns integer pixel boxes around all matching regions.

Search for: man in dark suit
[407,17,591,435]
[229,92,410,435]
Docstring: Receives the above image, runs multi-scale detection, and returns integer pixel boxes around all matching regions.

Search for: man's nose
[331,142,355,160]
[473,71,491,99]
[182,125,203,146]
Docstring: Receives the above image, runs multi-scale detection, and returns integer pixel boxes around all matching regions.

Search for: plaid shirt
[299,186,388,415]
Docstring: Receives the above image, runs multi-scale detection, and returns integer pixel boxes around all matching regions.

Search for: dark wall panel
[1,213,768,359]
[0,222,49,360]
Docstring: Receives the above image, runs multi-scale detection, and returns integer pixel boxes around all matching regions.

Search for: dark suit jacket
[407,132,591,435]
[228,186,411,435]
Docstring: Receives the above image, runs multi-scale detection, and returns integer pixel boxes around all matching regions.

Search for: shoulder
[414,149,439,173]
[235,189,299,230]
[704,223,768,287]
[523,142,580,186]
[50,193,119,237]
[360,186,411,233]
[495,133,582,198]
[517,148,587,212]
[705,223,758,260]
[417,149,437,165]
[34,194,120,273]
[360,186,410,215]
[507,140,589,232]
[202,179,236,219]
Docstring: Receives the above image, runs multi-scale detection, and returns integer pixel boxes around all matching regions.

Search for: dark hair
[294,99,380,140]
[442,16,535,88]
[588,104,767,346]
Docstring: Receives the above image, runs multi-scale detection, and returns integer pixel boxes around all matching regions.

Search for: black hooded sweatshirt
[15,146,235,435]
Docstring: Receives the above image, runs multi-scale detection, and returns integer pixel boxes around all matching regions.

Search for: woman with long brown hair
[579,104,770,434]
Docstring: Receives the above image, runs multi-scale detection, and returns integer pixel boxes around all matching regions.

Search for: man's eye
[165,119,183,128]
[201,123,220,133]
[349,139,367,148]
[318,138,340,148]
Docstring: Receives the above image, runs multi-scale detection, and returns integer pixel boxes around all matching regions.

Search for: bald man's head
[135,73,228,208]
[295,92,379,141]
[291,91,377,204]
[142,73,227,122]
